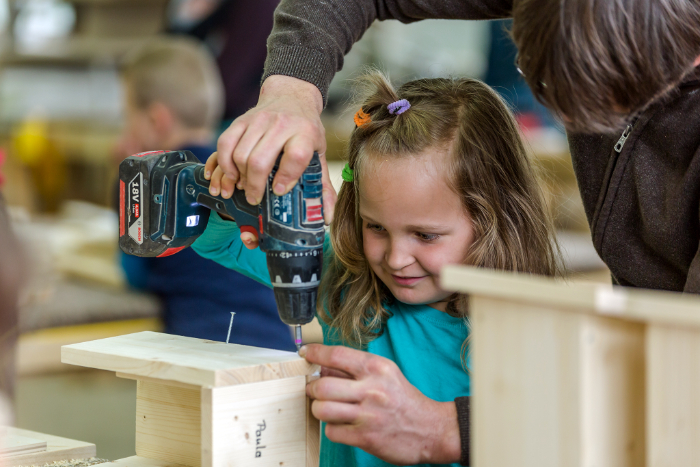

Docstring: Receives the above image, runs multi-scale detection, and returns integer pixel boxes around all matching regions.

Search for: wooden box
[61,332,320,467]
[442,265,700,467]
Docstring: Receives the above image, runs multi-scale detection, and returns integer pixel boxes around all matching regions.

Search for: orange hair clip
[354,108,371,127]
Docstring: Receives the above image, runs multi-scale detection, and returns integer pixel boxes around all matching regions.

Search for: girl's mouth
[391,275,425,286]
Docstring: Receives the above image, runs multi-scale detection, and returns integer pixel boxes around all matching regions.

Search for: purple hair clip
[388,99,411,115]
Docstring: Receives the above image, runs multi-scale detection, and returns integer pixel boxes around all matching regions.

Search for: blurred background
[0,0,608,461]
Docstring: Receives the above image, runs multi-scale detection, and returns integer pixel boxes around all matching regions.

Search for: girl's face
[359,147,474,312]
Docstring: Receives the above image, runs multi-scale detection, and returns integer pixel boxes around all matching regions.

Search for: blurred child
[118,38,295,350]
[194,72,561,466]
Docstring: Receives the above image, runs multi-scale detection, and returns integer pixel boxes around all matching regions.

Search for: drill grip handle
[190,165,261,232]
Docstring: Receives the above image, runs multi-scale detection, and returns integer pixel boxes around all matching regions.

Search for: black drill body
[118,150,324,333]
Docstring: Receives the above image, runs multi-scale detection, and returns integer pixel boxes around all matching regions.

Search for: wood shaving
[15,457,109,467]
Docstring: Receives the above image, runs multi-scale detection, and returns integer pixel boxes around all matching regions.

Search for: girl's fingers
[208,166,225,196]
[220,173,237,199]
[311,400,360,425]
[240,231,259,250]
[203,152,219,180]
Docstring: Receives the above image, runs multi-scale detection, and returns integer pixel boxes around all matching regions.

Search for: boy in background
[117,38,295,351]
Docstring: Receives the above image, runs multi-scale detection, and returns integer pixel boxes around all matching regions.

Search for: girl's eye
[417,232,440,242]
[366,223,385,232]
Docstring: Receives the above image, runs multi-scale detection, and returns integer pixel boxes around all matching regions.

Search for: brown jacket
[569,69,700,292]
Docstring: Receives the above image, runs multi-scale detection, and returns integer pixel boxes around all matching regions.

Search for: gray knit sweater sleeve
[263,0,513,103]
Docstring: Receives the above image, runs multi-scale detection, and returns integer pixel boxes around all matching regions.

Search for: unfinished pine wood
[442,265,700,326]
[109,455,188,467]
[202,376,311,467]
[0,431,47,457]
[61,332,318,387]
[117,372,200,391]
[646,324,700,466]
[0,427,95,467]
[134,379,201,467]
[306,376,320,467]
[471,296,645,467]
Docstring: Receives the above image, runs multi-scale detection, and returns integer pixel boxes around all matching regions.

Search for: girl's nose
[384,239,414,270]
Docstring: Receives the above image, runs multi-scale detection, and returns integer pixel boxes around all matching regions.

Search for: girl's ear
[694,55,700,68]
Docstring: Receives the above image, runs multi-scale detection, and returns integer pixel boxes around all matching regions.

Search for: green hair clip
[341,163,354,182]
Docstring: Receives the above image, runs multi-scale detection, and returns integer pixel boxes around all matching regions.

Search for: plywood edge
[442,265,700,327]
[109,456,189,467]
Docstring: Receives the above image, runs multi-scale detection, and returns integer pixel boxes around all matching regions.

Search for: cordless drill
[118,150,325,349]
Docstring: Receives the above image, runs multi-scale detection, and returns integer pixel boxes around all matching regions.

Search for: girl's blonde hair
[319,71,561,348]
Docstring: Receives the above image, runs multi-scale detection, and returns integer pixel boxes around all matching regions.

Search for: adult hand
[208,75,337,225]
[300,344,461,465]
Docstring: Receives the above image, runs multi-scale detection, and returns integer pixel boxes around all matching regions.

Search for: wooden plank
[134,380,201,467]
[202,376,310,467]
[306,376,320,467]
[0,427,95,467]
[0,431,47,457]
[646,324,700,466]
[117,373,199,391]
[61,332,319,387]
[108,456,188,467]
[471,296,645,467]
[442,265,700,327]
[579,314,645,467]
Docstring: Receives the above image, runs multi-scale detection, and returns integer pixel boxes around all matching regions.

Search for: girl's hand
[300,344,461,465]
[204,153,259,249]
[215,75,336,224]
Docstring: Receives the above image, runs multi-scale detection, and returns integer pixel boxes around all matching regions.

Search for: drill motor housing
[118,150,325,327]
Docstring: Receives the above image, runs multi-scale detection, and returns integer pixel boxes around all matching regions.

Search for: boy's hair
[320,71,561,348]
[512,0,700,134]
[122,37,224,129]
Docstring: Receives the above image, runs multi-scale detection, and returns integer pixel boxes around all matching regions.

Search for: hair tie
[388,99,411,115]
[354,108,371,127]
[341,163,354,182]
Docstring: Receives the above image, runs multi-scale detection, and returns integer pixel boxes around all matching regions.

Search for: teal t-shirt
[192,213,470,467]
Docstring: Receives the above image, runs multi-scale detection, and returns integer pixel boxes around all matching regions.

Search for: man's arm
[264,0,513,103]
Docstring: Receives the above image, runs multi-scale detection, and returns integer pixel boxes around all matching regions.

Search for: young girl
[194,72,561,466]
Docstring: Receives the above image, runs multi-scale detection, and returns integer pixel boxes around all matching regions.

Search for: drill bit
[294,325,303,351]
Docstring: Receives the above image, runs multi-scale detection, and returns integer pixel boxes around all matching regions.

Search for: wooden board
[0,431,47,457]
[0,427,95,467]
[61,332,319,387]
[646,324,700,466]
[202,376,312,467]
[134,379,201,467]
[442,265,700,327]
[471,296,645,467]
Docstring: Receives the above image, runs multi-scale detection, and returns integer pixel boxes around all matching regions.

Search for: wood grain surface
[61,332,319,387]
